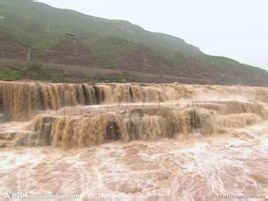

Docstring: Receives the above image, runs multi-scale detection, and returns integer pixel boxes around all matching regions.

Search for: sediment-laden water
[0,81,267,201]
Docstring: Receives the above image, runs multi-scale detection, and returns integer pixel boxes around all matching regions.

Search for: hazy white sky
[39,0,268,69]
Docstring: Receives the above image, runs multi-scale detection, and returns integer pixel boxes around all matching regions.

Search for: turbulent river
[0,81,267,201]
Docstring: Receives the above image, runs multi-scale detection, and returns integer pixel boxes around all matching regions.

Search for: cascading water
[0,81,268,201]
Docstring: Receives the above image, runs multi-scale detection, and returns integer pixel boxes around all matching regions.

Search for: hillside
[1,0,268,86]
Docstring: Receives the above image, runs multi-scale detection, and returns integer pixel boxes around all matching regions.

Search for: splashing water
[0,131,267,200]
[0,81,268,201]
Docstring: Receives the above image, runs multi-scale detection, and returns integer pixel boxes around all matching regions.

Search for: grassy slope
[0,0,201,53]
[0,0,267,83]
[0,0,217,64]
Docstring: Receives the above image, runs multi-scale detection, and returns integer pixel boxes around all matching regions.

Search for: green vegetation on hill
[0,62,132,83]
[0,0,202,66]
[0,0,201,53]
[0,0,268,86]
[0,63,51,80]
[93,38,154,69]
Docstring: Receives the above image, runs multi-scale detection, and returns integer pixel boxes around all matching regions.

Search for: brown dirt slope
[1,36,268,86]
[32,38,97,67]
[118,51,177,75]
[0,35,28,60]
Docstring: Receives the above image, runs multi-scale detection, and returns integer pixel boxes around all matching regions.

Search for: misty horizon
[38,0,268,70]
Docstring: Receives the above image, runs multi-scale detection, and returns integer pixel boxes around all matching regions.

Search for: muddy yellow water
[0,81,268,201]
[1,125,268,201]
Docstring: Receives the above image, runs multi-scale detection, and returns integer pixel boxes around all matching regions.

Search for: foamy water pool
[1,81,268,200]
[0,124,267,201]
